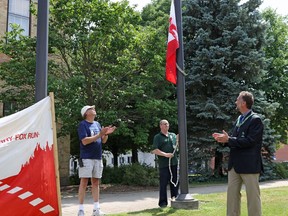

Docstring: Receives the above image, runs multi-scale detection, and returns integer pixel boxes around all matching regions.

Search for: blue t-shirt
[78,120,102,159]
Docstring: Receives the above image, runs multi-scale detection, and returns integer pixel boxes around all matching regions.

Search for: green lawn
[110,186,288,216]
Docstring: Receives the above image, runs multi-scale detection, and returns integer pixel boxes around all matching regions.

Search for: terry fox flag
[166,0,179,84]
[0,95,61,216]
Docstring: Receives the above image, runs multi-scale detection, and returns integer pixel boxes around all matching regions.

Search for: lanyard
[236,113,254,128]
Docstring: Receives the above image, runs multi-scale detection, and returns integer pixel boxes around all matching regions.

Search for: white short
[78,159,103,179]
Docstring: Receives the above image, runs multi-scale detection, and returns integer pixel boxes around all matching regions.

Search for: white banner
[0,96,60,216]
[0,96,53,179]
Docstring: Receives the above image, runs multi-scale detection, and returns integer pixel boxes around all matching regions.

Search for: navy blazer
[226,111,264,174]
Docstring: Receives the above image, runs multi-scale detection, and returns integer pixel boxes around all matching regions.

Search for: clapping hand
[212,130,229,143]
[100,125,117,136]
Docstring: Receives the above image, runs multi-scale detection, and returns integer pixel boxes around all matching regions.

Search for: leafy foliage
[274,162,288,179]
[0,26,37,112]
[261,9,288,143]
[47,0,178,162]
[1,0,178,165]
[102,163,158,186]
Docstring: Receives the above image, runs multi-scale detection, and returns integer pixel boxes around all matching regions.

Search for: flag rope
[176,63,187,76]
[169,138,179,187]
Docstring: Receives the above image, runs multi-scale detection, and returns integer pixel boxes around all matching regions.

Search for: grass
[110,186,288,216]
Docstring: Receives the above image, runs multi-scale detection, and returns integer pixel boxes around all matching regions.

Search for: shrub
[275,162,288,179]
[101,166,126,184]
[102,163,159,186]
[69,174,80,185]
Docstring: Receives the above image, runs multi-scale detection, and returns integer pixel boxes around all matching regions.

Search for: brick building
[0,0,70,185]
[275,144,288,162]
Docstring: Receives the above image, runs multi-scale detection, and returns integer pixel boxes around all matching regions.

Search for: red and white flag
[0,96,61,216]
[166,0,179,85]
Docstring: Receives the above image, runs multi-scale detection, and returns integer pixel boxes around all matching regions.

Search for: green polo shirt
[153,132,178,168]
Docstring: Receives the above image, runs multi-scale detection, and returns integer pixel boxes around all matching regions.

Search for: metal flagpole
[35,0,49,102]
[171,0,199,209]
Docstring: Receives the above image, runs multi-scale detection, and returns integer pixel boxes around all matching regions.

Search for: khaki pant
[227,168,261,216]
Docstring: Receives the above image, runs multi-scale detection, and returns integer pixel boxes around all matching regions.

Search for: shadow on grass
[126,207,178,215]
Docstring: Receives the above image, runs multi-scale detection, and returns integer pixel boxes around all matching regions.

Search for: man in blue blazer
[213,91,264,216]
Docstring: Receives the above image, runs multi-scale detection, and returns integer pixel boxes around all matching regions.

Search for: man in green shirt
[152,119,179,207]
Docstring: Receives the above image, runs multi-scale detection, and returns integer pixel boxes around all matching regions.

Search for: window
[8,0,30,36]
[0,103,3,117]
[119,157,125,164]
[127,156,132,164]
[3,101,16,116]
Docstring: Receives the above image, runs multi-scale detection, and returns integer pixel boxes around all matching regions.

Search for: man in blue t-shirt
[77,105,116,216]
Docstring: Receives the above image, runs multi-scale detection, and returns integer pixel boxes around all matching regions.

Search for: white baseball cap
[81,105,95,117]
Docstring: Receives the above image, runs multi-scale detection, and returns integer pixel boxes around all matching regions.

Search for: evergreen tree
[183,0,277,179]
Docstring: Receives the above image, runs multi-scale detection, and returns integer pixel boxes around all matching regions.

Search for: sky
[114,0,288,16]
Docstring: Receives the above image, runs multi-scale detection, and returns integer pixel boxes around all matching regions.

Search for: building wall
[69,151,156,176]
[275,144,288,162]
[103,151,156,168]
[0,0,8,38]
[0,0,7,117]
[30,0,37,37]
[0,0,37,38]
[0,102,3,117]
[57,134,70,186]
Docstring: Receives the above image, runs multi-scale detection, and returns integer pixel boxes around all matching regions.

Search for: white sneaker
[78,209,85,216]
[92,208,105,216]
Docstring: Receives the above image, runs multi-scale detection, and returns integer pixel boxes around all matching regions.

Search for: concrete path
[61,179,288,215]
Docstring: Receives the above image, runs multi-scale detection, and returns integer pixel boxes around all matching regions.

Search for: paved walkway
[61,179,288,215]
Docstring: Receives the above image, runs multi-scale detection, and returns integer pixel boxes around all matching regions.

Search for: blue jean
[158,165,179,207]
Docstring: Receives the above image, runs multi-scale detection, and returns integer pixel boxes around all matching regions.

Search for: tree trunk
[111,147,118,167]
[131,146,138,163]
[214,149,224,177]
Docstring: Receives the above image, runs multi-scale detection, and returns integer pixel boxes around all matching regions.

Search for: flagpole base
[171,194,199,210]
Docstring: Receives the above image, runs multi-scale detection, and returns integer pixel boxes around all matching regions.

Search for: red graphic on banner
[0,142,59,216]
